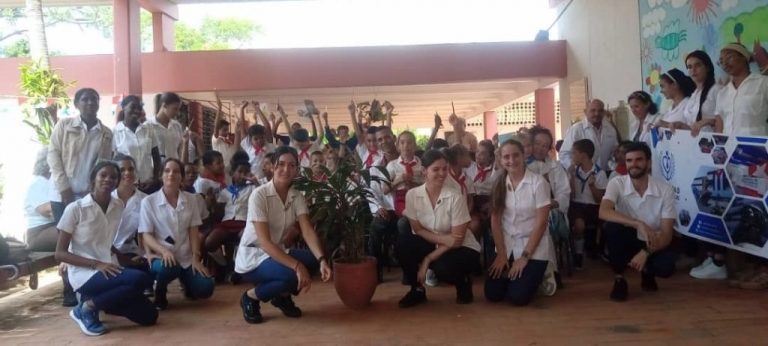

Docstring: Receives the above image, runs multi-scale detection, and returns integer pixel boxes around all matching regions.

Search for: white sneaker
[538,270,557,296]
[425,269,438,287]
[690,258,727,280]
[689,257,712,277]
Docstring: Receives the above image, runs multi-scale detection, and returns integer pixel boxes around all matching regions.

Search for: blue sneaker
[69,302,106,336]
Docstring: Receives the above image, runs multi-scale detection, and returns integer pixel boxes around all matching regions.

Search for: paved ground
[1,260,767,345]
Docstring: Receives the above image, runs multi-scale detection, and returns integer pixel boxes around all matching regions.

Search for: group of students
[20,41,768,336]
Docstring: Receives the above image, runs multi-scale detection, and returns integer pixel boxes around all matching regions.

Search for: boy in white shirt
[385,131,424,218]
[568,139,608,269]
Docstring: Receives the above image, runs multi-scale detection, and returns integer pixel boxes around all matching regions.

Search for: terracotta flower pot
[333,256,378,309]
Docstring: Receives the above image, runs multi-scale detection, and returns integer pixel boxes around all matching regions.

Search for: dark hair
[555,139,564,152]
[421,149,447,168]
[491,139,525,213]
[163,158,186,179]
[366,126,379,135]
[74,88,99,104]
[660,68,695,98]
[618,140,634,151]
[376,126,392,135]
[310,150,324,157]
[624,141,652,160]
[154,92,181,114]
[685,50,716,121]
[231,161,251,175]
[529,125,554,148]
[117,95,142,122]
[337,125,349,133]
[572,139,596,159]
[202,150,223,166]
[89,160,121,192]
[247,124,266,138]
[444,144,469,166]
[187,159,200,167]
[113,153,136,166]
[231,151,250,168]
[217,119,230,129]
[397,130,416,144]
[271,146,299,166]
[478,140,495,157]
[432,138,449,150]
[414,149,425,160]
[264,152,275,163]
[627,90,659,115]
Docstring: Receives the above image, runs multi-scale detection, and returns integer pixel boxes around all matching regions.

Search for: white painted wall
[555,0,642,135]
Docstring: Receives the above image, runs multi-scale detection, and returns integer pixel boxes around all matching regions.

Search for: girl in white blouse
[626,91,661,143]
[111,154,149,272]
[140,158,214,310]
[235,146,331,324]
[55,161,157,336]
[685,50,721,136]
[395,149,481,308]
[655,68,696,130]
[484,139,556,306]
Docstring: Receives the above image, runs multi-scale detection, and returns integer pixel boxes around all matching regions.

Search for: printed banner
[651,128,768,259]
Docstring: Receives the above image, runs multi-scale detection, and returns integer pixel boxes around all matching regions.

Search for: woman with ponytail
[627,91,660,144]
[685,50,721,136]
[149,92,184,160]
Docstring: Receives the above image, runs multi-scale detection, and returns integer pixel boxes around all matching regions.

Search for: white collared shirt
[147,117,184,160]
[194,176,224,196]
[112,121,157,182]
[240,138,276,178]
[445,168,475,198]
[559,118,620,170]
[527,158,571,214]
[368,164,395,213]
[603,175,676,241]
[684,84,721,133]
[292,143,323,168]
[464,162,497,196]
[386,156,425,191]
[25,175,54,229]
[571,165,608,205]
[112,189,147,254]
[139,190,202,268]
[212,136,239,171]
[57,194,124,290]
[235,181,309,273]
[716,73,768,136]
[217,184,257,221]
[661,97,694,127]
[500,170,554,262]
[403,184,480,252]
[357,144,383,168]
[629,113,662,144]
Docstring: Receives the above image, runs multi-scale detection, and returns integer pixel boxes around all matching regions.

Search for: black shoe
[456,277,474,304]
[240,292,263,324]
[398,287,427,308]
[270,295,302,318]
[154,288,168,310]
[641,272,658,292]
[610,277,628,302]
[574,254,584,271]
[226,272,242,285]
[62,279,78,307]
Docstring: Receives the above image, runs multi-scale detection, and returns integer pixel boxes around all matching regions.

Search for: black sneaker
[240,292,263,324]
[62,290,78,307]
[641,272,658,292]
[154,288,168,310]
[270,295,302,318]
[455,277,474,304]
[398,287,427,308]
[610,277,628,302]
[574,254,584,271]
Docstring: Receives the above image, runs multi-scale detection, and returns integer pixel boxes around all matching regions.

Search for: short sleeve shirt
[139,190,202,268]
[403,184,480,251]
[500,170,554,261]
[217,184,257,221]
[111,189,148,254]
[571,165,608,205]
[602,175,676,241]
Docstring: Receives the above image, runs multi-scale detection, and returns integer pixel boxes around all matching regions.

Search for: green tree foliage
[19,60,74,144]
[174,17,258,51]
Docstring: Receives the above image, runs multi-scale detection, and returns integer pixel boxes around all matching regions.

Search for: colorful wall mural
[639,0,768,108]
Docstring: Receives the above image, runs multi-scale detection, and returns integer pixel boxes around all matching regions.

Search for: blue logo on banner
[689,214,731,244]
[661,151,675,181]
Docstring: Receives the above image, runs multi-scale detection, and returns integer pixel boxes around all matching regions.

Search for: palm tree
[26,0,49,68]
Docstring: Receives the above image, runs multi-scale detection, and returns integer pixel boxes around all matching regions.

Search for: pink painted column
[483,111,497,140]
[152,12,175,52]
[113,0,143,96]
[534,88,556,136]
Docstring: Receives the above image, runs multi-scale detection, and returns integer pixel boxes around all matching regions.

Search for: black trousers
[368,211,398,271]
[395,217,479,287]
[605,222,676,278]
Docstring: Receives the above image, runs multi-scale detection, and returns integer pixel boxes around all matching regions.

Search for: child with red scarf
[608,141,633,181]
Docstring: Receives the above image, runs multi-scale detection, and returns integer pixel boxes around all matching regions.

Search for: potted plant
[294,156,388,309]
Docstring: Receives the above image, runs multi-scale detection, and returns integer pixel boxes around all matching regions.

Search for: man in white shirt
[559,99,620,170]
[715,43,768,136]
[599,142,677,302]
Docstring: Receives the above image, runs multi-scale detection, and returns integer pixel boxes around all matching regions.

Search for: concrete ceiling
[186,77,557,130]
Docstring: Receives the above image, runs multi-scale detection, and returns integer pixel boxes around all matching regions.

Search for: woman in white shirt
[626,91,661,143]
[55,161,157,336]
[113,95,162,193]
[484,139,555,306]
[686,50,721,136]
[25,148,57,251]
[235,146,331,324]
[655,68,696,130]
[140,158,214,310]
[111,154,149,272]
[395,149,481,308]
[150,92,184,160]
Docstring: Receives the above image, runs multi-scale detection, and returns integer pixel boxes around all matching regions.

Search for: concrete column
[483,111,497,141]
[113,0,143,95]
[534,88,556,137]
[152,12,175,52]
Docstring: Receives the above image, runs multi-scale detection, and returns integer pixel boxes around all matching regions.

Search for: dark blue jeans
[150,259,215,299]
[240,249,319,301]
[484,254,548,306]
[604,222,677,278]
[76,268,158,326]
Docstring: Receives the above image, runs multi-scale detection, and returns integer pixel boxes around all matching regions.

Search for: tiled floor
[1,261,766,345]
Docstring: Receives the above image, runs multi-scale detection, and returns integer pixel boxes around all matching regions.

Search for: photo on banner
[651,128,768,258]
